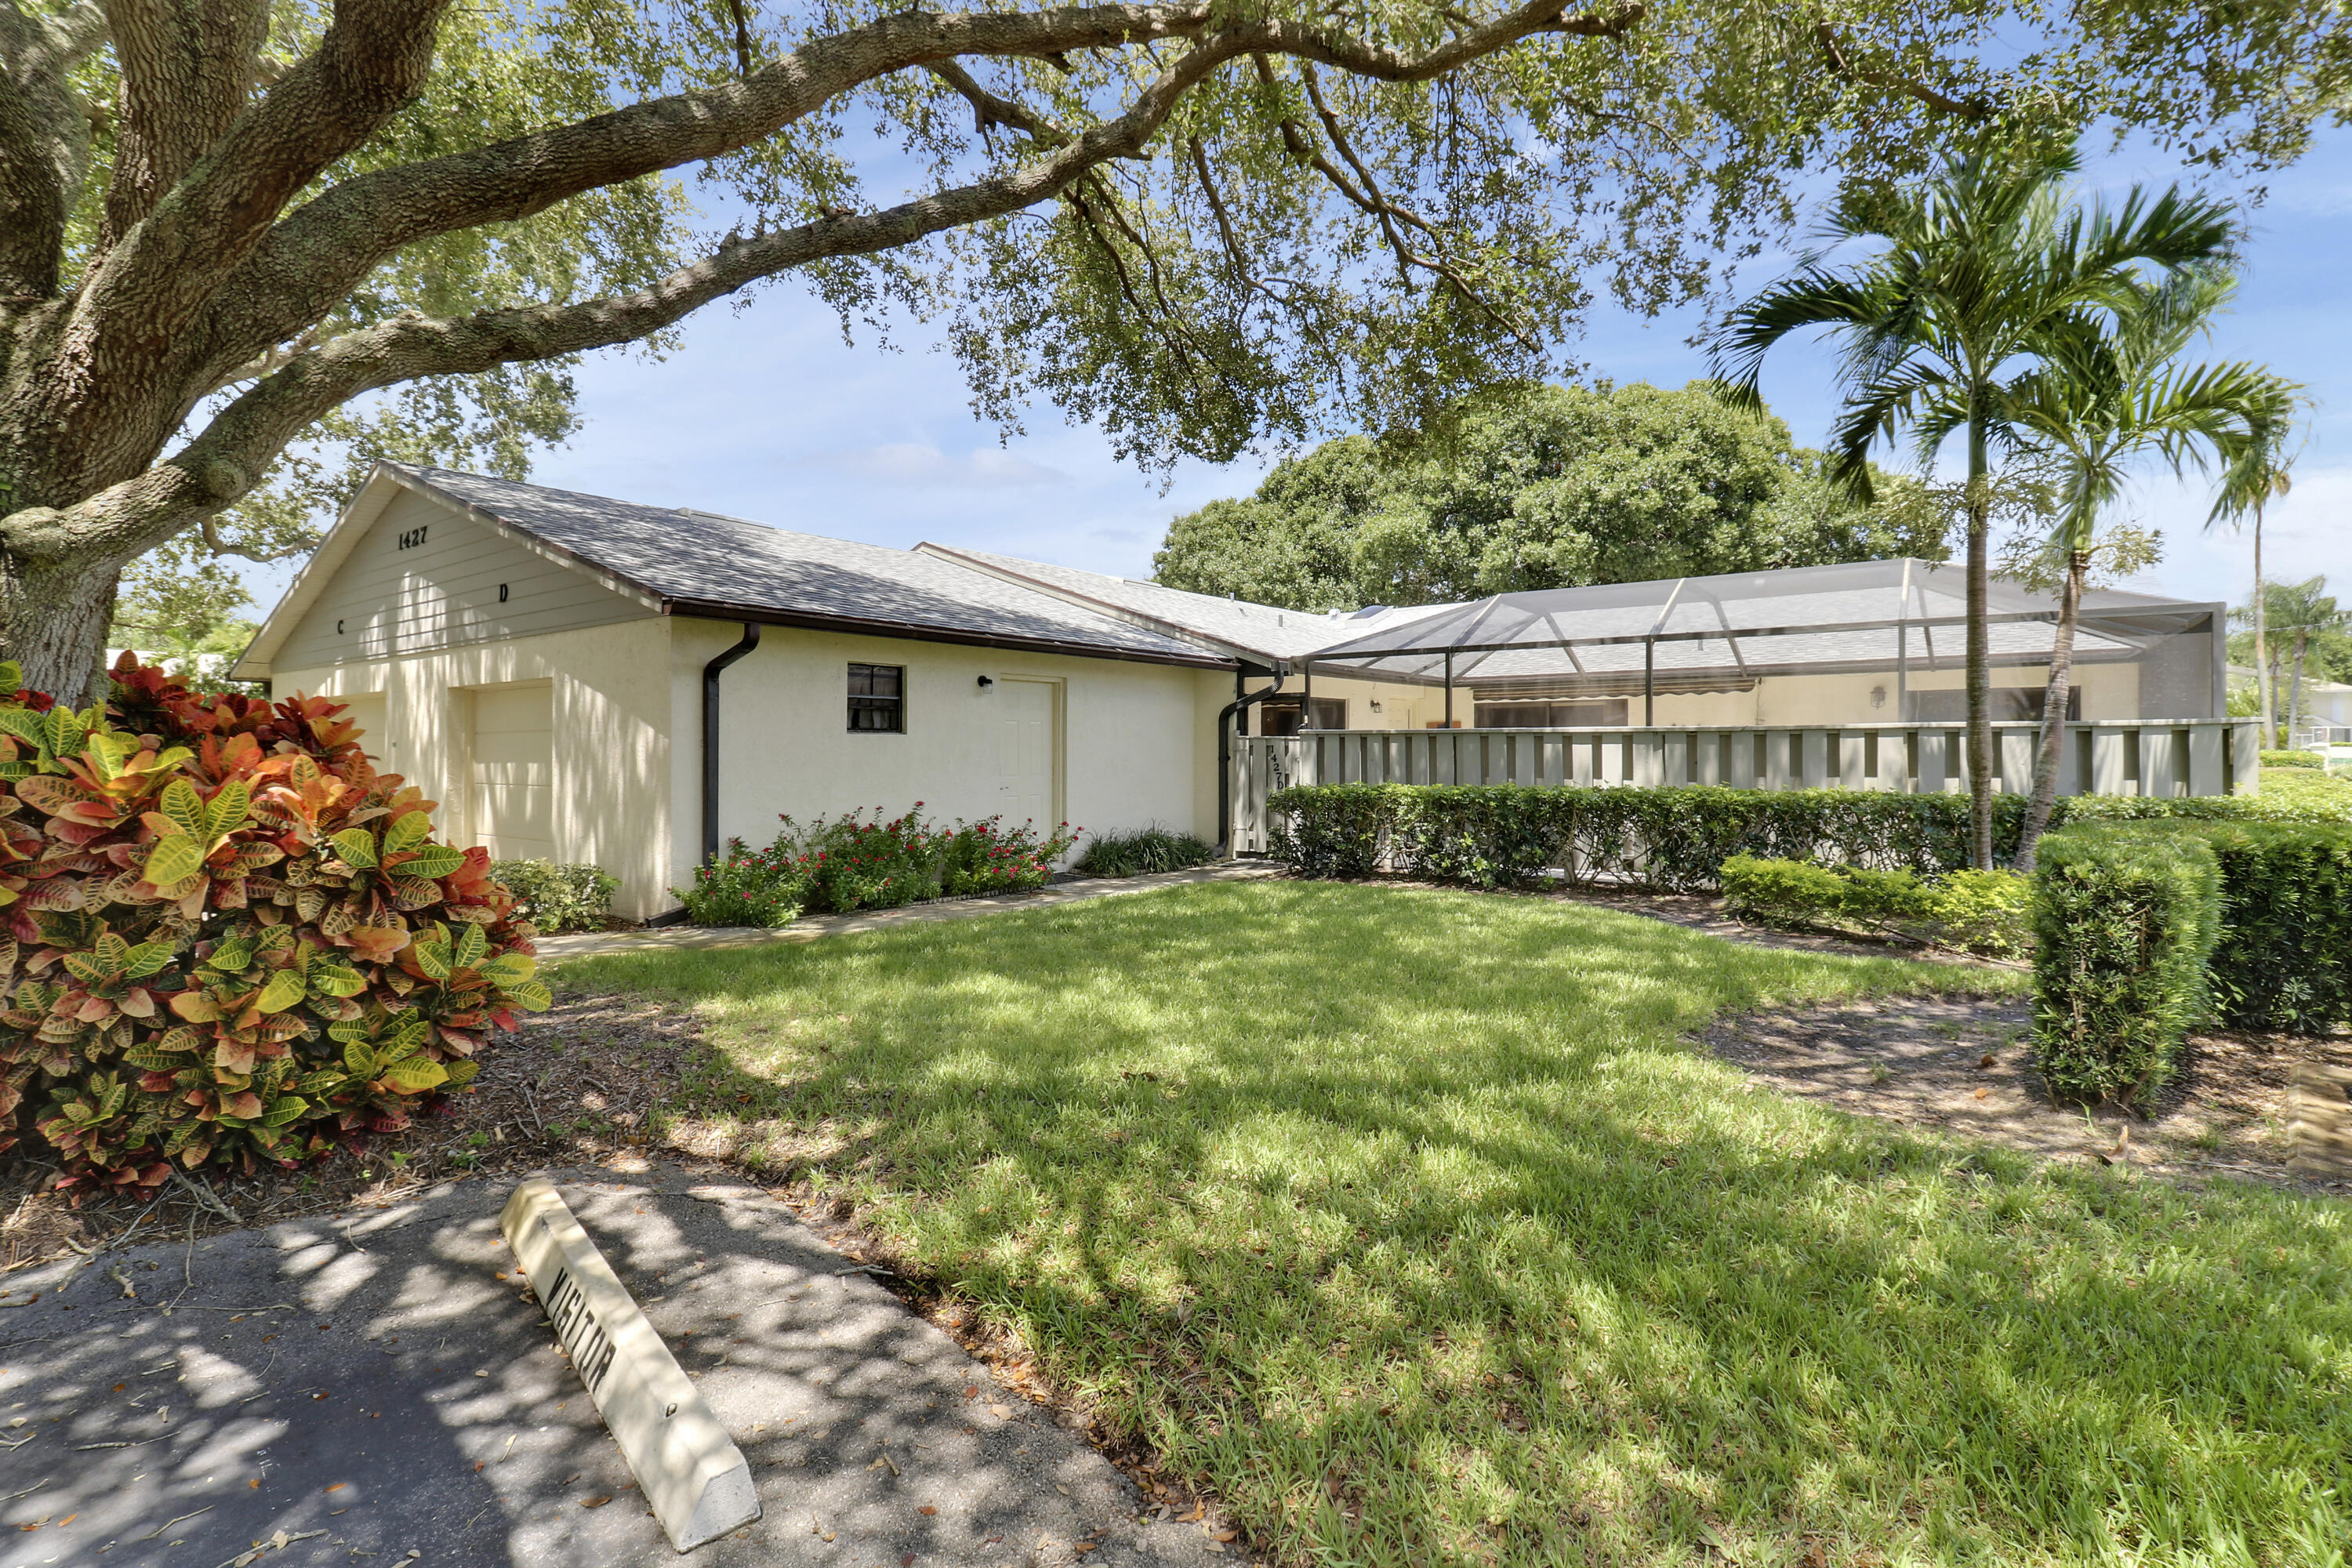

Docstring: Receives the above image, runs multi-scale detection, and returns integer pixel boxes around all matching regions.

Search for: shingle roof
[393,466,1229,668]
[913,543,1465,662]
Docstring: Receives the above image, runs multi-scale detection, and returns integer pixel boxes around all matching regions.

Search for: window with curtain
[848,662,906,731]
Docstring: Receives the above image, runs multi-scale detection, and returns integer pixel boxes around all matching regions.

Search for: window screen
[1911,687,2080,723]
[1254,697,1349,735]
[848,663,905,732]
[1475,699,1630,729]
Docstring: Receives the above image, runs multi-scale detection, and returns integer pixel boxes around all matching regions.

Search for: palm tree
[2211,425,2306,747]
[2265,576,2347,746]
[1711,141,2237,869]
[1988,270,2298,869]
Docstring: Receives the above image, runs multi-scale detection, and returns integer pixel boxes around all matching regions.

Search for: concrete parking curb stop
[0,1167,1233,1567]
[503,1179,759,1551]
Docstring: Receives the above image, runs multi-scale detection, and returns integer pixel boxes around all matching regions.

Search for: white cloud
[808,442,1068,488]
[2126,463,2352,606]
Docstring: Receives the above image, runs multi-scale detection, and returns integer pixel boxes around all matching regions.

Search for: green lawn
[556,883,2352,1567]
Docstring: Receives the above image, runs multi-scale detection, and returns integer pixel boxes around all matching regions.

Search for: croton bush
[1,655,548,1196]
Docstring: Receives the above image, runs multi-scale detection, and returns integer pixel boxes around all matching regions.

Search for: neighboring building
[2303,681,2352,731]
[234,465,2240,917]
[2228,664,2352,746]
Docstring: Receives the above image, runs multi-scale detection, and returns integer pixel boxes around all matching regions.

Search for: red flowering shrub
[673,804,1079,925]
[0,655,547,1195]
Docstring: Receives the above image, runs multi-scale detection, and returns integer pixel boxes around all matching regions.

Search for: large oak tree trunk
[0,549,122,706]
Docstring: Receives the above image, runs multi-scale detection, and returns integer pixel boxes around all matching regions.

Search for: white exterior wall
[269,618,681,920]
[676,620,1204,900]
[274,486,652,669]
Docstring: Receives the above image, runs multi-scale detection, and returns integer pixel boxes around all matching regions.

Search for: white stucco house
[230,464,1443,917]
[233,463,2244,917]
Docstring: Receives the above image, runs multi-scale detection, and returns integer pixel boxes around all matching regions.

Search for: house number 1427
[397,524,428,550]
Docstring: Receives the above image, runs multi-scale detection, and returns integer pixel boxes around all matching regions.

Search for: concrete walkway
[0,1172,1230,1568]
[539,864,1283,962]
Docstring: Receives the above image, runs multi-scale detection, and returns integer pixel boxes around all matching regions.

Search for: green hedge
[490,859,619,935]
[1264,782,2347,893]
[2260,749,2324,768]
[2031,829,2223,1109]
[1719,856,2033,956]
[1266,784,2019,891]
[2195,821,2352,1034]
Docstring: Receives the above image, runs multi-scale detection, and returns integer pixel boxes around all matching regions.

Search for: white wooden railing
[1229,719,2259,854]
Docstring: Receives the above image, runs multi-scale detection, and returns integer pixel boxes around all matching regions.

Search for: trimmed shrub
[2260,750,2324,769]
[1268,784,2022,891]
[672,805,1079,924]
[2063,789,2350,825]
[1719,855,1852,923]
[0,656,546,1195]
[1266,784,1394,880]
[1720,856,2031,956]
[1265,782,2350,892]
[2031,829,2222,1109]
[2193,821,2352,1034]
[1073,826,1216,877]
[490,859,619,935]
[1929,869,2036,959]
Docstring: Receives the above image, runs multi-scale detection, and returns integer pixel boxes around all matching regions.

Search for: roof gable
[245,466,1233,677]
[235,467,652,679]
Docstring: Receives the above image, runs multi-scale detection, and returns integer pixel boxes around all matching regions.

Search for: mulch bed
[2,989,713,1275]
[1561,887,2350,1197]
[1704,996,2352,1196]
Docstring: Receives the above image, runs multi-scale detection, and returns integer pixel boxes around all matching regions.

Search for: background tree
[2,0,2346,704]
[2209,420,2306,747]
[1987,269,2295,869]
[1153,379,1947,607]
[1711,142,2238,870]
[2230,586,2352,702]
[2245,576,2348,744]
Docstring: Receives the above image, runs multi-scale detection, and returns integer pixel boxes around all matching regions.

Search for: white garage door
[470,682,556,862]
[995,679,1055,827]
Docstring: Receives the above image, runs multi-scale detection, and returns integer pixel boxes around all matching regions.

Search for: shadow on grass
[559,880,2352,1567]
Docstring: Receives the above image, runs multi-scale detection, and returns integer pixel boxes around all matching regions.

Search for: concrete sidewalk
[0,1173,1229,1567]
[539,864,1283,963]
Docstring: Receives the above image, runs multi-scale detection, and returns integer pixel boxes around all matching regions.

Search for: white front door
[995,679,1055,828]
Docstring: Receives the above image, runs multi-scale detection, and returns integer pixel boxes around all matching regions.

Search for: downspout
[1216,668,1289,858]
[702,622,762,865]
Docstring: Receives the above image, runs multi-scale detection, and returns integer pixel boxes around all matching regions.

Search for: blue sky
[250,124,2352,617]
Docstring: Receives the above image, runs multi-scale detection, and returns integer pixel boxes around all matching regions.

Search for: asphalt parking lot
[0,1172,1229,1567]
